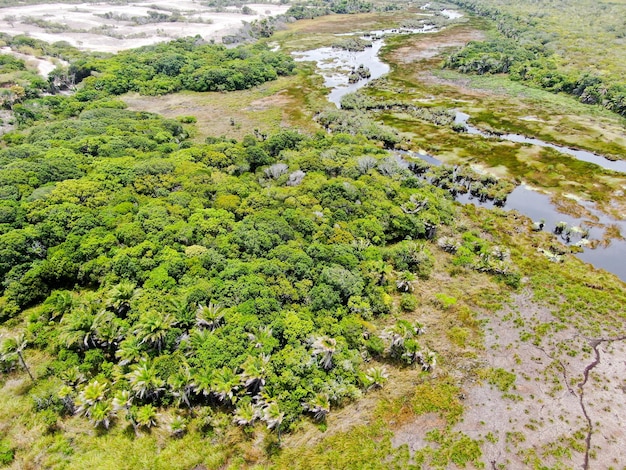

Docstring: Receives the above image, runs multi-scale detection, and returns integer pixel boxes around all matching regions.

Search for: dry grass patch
[122,72,323,142]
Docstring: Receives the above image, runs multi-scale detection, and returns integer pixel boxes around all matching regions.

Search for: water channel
[293,24,437,107]
[292,21,626,281]
[400,150,626,281]
[454,112,626,174]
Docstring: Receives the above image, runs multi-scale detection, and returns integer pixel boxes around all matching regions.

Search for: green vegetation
[446,0,626,116]
[0,43,484,460]
[70,38,295,96]
[0,1,624,468]
[286,0,375,20]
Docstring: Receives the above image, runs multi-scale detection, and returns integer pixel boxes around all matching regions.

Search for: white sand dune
[0,2,290,52]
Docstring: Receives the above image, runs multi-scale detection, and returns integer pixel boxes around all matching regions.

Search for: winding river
[454,112,626,174]
[292,22,626,281]
[293,24,437,107]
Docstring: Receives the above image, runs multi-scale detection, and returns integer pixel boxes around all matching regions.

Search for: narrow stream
[402,150,626,281]
[455,112,626,174]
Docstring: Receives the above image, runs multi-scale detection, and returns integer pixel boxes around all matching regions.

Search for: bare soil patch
[0,46,67,77]
[388,27,485,64]
[289,11,403,36]
[123,78,301,141]
[454,292,626,469]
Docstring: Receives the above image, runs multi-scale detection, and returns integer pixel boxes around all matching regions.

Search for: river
[292,22,626,281]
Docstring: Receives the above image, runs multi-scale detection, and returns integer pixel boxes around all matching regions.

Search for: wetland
[0,1,624,469]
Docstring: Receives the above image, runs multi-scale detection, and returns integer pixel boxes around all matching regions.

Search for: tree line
[445,0,626,117]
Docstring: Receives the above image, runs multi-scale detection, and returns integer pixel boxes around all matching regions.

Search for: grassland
[450,0,626,81]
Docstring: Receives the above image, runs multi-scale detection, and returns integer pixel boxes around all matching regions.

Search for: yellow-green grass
[122,68,327,143]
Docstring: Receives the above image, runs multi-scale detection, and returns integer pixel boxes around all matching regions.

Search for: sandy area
[0,2,290,52]
[387,26,485,63]
[388,291,626,468]
[0,46,67,76]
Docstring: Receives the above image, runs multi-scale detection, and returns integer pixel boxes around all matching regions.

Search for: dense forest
[0,102,458,432]
[0,31,520,466]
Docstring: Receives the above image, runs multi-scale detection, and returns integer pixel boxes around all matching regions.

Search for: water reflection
[292,25,437,107]
[293,26,626,280]
[404,150,626,281]
[293,41,389,107]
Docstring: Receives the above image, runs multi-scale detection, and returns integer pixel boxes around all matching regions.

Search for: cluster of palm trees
[3,279,439,435]
[28,284,289,433]
[382,319,436,371]
[63,346,284,434]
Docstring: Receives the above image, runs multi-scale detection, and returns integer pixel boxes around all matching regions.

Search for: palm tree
[88,401,114,429]
[395,271,416,292]
[2,334,35,381]
[75,379,112,428]
[311,336,337,371]
[417,348,437,372]
[240,354,270,394]
[365,261,393,286]
[400,194,428,214]
[168,364,193,408]
[116,336,144,366]
[106,281,141,317]
[302,393,330,421]
[401,339,421,365]
[233,401,260,427]
[112,389,132,415]
[93,310,127,351]
[191,367,214,398]
[46,290,75,320]
[59,307,98,350]
[195,303,224,331]
[365,366,389,390]
[134,311,176,353]
[247,326,273,349]
[59,366,85,387]
[166,414,187,438]
[212,367,240,404]
[384,319,419,360]
[126,358,165,401]
[0,337,18,373]
[134,404,158,429]
[13,334,33,381]
[262,401,284,433]
[186,328,212,353]
[166,297,195,330]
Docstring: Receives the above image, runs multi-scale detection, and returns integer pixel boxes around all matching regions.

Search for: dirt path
[0,46,67,77]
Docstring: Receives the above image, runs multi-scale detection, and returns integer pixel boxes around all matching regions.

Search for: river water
[293,40,390,108]
[399,150,626,281]
[292,24,626,281]
[292,24,437,107]
[455,112,626,174]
